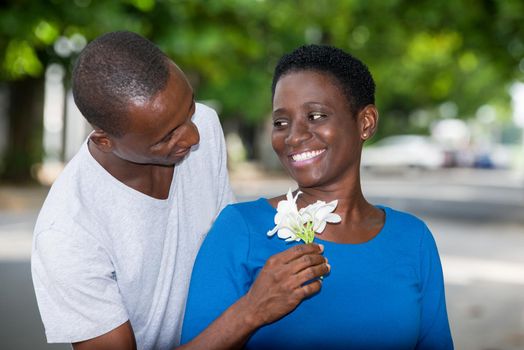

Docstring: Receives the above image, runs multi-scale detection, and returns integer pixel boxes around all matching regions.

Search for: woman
[181,45,453,349]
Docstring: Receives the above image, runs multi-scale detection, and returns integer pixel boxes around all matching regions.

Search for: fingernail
[327,263,331,271]
[325,257,329,264]
[318,244,324,252]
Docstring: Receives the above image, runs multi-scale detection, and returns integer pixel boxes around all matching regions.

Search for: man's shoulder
[193,102,221,130]
[183,102,226,166]
[34,144,104,237]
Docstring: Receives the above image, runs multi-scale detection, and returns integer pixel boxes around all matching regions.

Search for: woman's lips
[289,148,326,162]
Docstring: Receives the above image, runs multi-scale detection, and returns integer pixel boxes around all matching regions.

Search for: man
[31,31,328,350]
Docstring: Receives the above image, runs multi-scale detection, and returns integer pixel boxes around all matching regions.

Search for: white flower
[299,199,341,233]
[267,189,304,242]
[267,189,341,244]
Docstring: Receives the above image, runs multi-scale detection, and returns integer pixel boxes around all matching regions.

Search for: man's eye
[273,119,288,127]
[163,134,173,143]
[309,112,326,121]
[161,131,176,144]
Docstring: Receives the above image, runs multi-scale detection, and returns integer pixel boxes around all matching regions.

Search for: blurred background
[0,0,523,349]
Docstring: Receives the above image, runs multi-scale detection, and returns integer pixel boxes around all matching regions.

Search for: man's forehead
[167,61,191,88]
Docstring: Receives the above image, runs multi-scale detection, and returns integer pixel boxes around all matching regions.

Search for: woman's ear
[89,129,114,153]
[358,105,379,141]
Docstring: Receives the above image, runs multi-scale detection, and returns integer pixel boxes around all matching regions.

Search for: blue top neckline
[258,197,389,247]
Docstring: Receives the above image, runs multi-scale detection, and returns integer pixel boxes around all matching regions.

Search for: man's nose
[178,122,200,148]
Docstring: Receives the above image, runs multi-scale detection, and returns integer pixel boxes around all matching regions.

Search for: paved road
[1,168,523,349]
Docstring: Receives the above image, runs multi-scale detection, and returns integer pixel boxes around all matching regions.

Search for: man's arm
[71,244,328,350]
[180,243,329,350]
[73,322,136,350]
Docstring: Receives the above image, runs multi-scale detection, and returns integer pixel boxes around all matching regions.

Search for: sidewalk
[1,165,523,216]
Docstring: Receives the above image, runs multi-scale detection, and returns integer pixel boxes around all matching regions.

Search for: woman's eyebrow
[272,108,286,116]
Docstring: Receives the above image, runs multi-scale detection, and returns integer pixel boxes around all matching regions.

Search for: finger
[294,262,330,285]
[277,243,324,264]
[292,279,322,301]
[286,253,327,274]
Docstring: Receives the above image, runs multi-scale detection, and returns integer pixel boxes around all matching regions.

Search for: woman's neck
[296,177,385,244]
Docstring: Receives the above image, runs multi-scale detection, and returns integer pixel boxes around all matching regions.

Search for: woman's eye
[309,112,326,121]
[273,119,288,127]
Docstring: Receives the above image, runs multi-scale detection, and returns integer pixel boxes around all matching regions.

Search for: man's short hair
[72,31,170,136]
[271,44,375,115]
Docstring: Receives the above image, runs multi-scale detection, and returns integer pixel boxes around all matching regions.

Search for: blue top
[181,199,453,349]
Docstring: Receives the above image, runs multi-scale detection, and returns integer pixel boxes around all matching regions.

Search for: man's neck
[87,141,174,200]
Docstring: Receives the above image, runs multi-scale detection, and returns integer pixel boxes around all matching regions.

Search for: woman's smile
[289,148,326,163]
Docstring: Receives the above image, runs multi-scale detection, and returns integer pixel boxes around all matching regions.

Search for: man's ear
[89,129,114,153]
[358,105,379,141]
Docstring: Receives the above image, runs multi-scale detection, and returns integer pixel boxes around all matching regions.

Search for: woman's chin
[290,176,324,189]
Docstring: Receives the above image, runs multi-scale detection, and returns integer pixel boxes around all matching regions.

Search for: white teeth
[291,149,325,162]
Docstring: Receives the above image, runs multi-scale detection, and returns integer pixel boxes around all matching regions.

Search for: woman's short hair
[272,44,375,115]
[72,31,170,136]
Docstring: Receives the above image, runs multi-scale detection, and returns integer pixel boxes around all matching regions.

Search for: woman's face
[271,70,366,189]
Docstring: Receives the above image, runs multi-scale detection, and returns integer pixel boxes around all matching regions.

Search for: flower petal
[277,227,295,240]
[267,225,280,236]
[325,213,342,223]
[325,200,338,210]
[293,190,302,203]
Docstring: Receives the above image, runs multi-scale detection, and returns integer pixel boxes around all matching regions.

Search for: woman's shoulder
[219,198,272,219]
[209,198,288,259]
[381,206,427,227]
[213,198,275,233]
[379,205,433,243]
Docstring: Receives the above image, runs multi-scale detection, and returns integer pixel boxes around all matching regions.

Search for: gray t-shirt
[31,103,234,349]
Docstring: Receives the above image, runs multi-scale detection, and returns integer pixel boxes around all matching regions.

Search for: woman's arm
[416,226,454,349]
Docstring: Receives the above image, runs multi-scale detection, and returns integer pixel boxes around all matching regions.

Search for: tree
[1,0,523,180]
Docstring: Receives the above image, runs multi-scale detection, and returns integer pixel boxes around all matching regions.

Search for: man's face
[109,61,200,166]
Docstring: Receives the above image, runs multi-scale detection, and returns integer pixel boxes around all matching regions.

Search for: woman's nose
[285,121,311,146]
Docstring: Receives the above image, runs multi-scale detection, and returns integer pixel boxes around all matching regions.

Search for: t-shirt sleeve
[210,108,235,210]
[416,226,454,349]
[31,228,129,343]
[181,205,251,343]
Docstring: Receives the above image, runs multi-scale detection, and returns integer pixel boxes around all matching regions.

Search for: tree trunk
[0,77,44,183]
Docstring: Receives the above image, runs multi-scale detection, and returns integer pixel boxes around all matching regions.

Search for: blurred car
[361,135,446,170]
[472,144,514,169]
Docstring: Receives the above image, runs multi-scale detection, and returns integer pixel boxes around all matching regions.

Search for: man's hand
[77,244,328,350]
[241,243,329,327]
[181,243,329,350]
